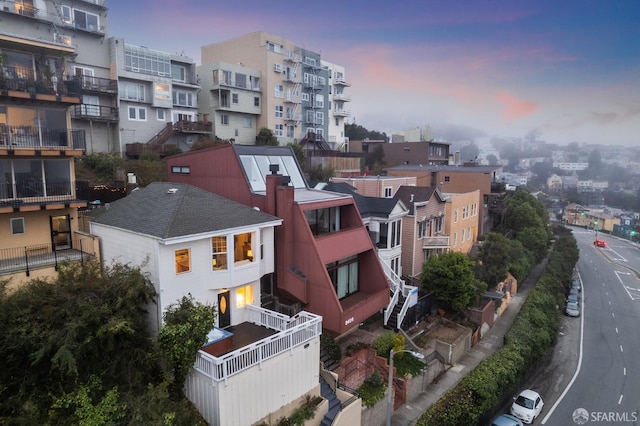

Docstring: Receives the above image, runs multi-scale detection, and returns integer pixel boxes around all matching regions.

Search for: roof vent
[167,188,179,194]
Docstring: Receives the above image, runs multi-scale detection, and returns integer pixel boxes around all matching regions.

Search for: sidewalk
[390,257,548,425]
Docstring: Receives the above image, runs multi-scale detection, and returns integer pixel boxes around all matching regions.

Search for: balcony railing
[0,125,86,150]
[332,93,351,102]
[333,109,351,117]
[72,75,118,95]
[192,306,322,384]
[0,236,97,276]
[0,65,80,97]
[422,235,450,248]
[0,1,38,18]
[0,180,83,205]
[70,105,119,122]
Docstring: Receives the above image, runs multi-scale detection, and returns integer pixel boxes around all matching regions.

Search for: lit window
[212,236,227,270]
[236,285,255,308]
[11,218,25,235]
[175,248,191,274]
[234,232,254,266]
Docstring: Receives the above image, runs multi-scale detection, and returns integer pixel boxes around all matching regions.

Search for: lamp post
[386,349,425,426]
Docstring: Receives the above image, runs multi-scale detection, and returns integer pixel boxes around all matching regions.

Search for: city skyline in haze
[107,0,640,147]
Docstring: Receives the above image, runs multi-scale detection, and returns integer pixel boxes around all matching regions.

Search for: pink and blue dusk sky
[107,0,640,147]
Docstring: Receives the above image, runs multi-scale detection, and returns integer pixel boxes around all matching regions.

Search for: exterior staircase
[319,376,341,426]
[320,346,339,372]
[385,292,407,331]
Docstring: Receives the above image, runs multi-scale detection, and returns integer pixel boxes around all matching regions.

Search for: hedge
[416,233,579,425]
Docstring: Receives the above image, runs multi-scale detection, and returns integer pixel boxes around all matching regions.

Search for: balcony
[422,235,450,248]
[0,125,86,152]
[0,1,38,18]
[70,104,118,122]
[333,77,350,87]
[332,93,351,102]
[72,75,118,96]
[0,180,85,206]
[333,109,351,118]
[0,66,81,100]
[192,306,322,384]
[0,236,97,277]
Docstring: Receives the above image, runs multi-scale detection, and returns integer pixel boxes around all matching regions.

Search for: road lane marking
[619,395,623,405]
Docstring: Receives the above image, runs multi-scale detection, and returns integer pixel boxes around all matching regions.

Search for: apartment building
[393,186,449,281]
[322,60,350,150]
[166,144,391,336]
[197,61,261,142]
[111,37,211,158]
[330,175,417,198]
[444,190,480,254]
[1,1,99,287]
[201,31,346,147]
[348,139,451,167]
[386,163,503,235]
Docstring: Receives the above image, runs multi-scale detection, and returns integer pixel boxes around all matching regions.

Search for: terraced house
[0,0,101,287]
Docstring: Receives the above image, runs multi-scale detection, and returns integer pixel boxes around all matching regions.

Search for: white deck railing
[193,306,322,384]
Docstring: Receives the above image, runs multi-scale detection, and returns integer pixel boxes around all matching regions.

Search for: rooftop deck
[193,306,322,384]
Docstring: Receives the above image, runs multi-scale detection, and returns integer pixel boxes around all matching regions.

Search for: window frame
[10,217,25,235]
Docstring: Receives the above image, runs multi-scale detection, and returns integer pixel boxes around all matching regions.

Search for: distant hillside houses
[553,162,590,171]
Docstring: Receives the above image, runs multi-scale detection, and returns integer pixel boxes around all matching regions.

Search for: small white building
[90,183,334,425]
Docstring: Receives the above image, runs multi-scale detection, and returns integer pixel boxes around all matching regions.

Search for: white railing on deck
[193,306,322,384]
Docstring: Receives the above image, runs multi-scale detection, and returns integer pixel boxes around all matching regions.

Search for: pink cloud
[496,91,538,121]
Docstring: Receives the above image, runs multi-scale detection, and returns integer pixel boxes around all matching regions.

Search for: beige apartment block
[330,175,417,198]
[445,190,481,254]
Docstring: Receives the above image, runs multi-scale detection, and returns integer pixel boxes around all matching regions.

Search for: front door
[218,290,230,328]
[50,214,71,250]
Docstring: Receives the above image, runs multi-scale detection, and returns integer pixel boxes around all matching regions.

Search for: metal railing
[0,65,80,97]
[70,105,119,121]
[192,307,322,384]
[0,180,82,204]
[422,235,450,248]
[0,125,86,150]
[0,236,97,276]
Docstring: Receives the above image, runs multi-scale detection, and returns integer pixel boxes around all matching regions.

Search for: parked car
[566,293,579,305]
[594,239,606,247]
[571,279,582,293]
[565,301,580,317]
[492,413,524,426]
[567,287,580,298]
[510,389,544,424]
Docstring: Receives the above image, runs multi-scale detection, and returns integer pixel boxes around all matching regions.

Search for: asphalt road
[533,229,640,426]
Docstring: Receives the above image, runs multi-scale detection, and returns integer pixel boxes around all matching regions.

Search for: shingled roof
[91,182,281,239]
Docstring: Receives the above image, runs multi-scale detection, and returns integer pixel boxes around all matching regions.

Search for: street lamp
[386,349,425,426]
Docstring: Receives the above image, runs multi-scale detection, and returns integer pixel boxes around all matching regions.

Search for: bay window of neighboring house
[211,236,227,270]
[327,256,358,299]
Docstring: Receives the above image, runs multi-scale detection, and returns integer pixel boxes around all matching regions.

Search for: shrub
[371,330,395,357]
[320,333,342,362]
[358,371,386,407]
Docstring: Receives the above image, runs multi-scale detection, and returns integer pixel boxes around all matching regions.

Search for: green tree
[256,127,279,146]
[459,142,480,163]
[309,164,335,181]
[476,232,512,286]
[125,152,167,187]
[421,252,487,313]
[364,144,386,173]
[516,226,548,264]
[287,142,306,170]
[486,153,499,165]
[158,294,216,396]
[0,261,158,420]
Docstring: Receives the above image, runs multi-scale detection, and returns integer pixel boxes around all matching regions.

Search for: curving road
[540,229,640,425]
